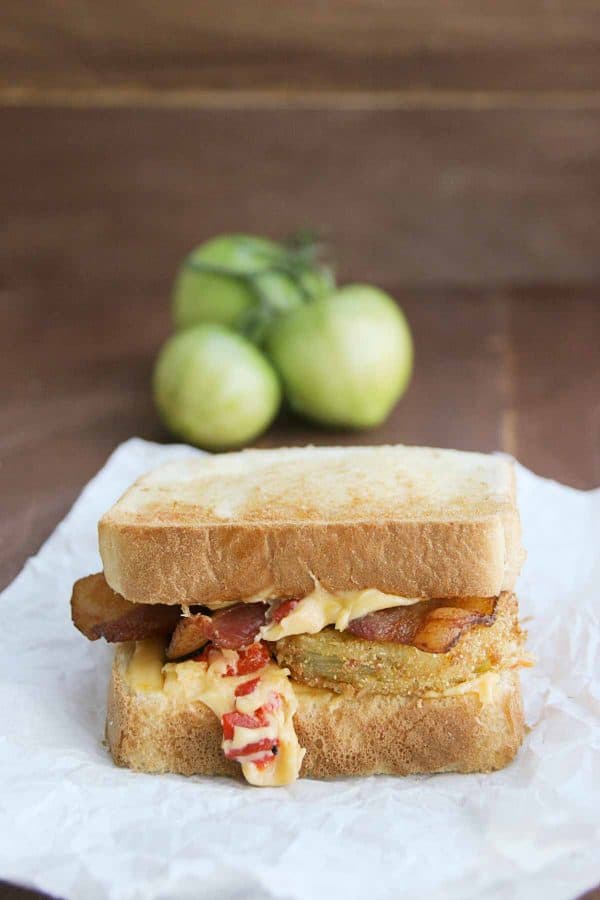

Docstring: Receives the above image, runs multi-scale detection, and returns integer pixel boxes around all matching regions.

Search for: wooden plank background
[3,105,600,287]
[3,0,600,95]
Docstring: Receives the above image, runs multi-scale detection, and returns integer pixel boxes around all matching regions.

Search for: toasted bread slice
[99,446,524,605]
[107,644,524,779]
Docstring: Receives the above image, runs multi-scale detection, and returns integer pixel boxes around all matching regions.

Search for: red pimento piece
[271,598,300,623]
[221,710,262,740]
[234,677,260,697]
[255,692,282,725]
[236,642,270,675]
[224,737,279,760]
[254,755,277,770]
[255,708,269,726]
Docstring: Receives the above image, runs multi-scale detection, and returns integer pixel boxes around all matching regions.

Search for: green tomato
[266,285,413,429]
[153,324,281,450]
[172,235,281,330]
[172,234,332,334]
[173,234,329,328]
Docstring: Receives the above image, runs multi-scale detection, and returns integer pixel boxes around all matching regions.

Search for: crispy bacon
[73,572,499,660]
[347,596,498,654]
[166,613,214,659]
[71,573,180,642]
[166,603,268,659]
[212,602,268,649]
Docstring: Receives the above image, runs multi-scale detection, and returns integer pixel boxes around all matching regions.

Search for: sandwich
[70,445,531,787]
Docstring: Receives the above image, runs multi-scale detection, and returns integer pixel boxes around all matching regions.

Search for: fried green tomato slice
[274,592,524,696]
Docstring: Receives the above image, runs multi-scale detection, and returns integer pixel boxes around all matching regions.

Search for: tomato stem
[185,231,335,343]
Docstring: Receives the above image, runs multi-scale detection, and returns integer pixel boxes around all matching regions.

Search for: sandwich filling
[258,583,421,641]
[73,573,530,787]
[163,645,305,786]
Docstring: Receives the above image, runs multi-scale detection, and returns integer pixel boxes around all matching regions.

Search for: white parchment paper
[1,438,599,900]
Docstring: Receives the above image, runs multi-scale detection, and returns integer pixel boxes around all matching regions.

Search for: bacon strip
[212,602,268,649]
[73,573,498,659]
[347,596,498,654]
[166,602,268,659]
[71,573,180,642]
[166,613,213,659]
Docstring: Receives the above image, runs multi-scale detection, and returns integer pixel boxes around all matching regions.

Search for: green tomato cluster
[153,234,413,450]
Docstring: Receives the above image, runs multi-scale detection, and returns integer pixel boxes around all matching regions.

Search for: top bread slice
[99,445,524,605]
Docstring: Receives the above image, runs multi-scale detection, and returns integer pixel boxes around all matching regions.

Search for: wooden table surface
[2,2,600,895]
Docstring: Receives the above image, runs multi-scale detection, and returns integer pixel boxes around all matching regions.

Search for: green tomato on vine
[159,233,414,447]
[172,233,334,342]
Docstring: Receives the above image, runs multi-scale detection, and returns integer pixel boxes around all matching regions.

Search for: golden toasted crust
[295,675,524,777]
[275,592,524,696]
[107,646,524,779]
[99,446,524,606]
[100,516,522,606]
[107,646,237,778]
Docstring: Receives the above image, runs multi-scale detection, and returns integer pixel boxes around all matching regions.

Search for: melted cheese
[423,671,502,703]
[162,657,305,787]
[127,637,165,692]
[260,583,421,641]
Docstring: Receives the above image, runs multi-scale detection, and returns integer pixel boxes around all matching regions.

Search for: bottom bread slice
[107,645,524,779]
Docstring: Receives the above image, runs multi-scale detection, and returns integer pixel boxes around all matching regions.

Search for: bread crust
[107,647,524,779]
[98,446,524,605]
[100,515,521,606]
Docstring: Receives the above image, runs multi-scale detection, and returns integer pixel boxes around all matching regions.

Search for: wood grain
[508,288,600,487]
[3,106,600,288]
[3,1,600,95]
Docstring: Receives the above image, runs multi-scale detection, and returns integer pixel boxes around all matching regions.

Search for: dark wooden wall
[4,1,600,93]
[3,3,600,288]
[3,105,600,287]
[3,1,600,286]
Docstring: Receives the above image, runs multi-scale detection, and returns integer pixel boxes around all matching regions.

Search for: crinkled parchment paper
[0,439,599,900]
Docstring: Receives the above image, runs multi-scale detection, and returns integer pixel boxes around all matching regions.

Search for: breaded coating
[274,592,524,696]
